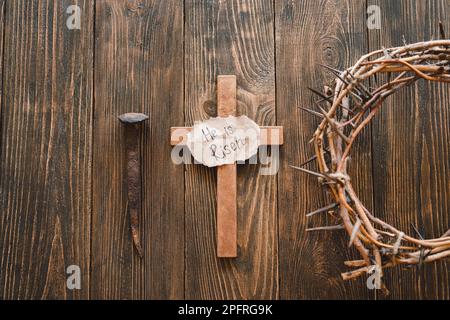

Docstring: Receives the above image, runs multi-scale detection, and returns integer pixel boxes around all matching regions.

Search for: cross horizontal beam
[170,126,284,146]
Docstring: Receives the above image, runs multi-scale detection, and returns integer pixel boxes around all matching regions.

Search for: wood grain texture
[276,0,374,299]
[0,0,449,300]
[0,0,3,115]
[0,0,93,299]
[92,0,184,299]
[368,0,450,300]
[185,0,278,299]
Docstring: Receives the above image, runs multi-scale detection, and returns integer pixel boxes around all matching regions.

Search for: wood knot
[202,100,217,117]
[126,1,146,17]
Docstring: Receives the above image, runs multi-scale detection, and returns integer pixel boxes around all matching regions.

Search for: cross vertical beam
[216,75,237,258]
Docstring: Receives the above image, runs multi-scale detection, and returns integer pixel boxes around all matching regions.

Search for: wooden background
[0,0,449,300]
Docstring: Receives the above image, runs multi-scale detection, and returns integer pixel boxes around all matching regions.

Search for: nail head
[118,113,149,124]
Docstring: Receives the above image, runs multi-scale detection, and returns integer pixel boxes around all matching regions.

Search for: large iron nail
[119,113,149,258]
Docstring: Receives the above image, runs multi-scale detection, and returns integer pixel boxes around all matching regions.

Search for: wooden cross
[170,75,283,258]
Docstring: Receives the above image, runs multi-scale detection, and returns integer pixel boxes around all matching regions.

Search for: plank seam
[183,0,186,300]
[272,0,280,301]
[0,0,7,169]
[89,0,97,300]
[365,0,377,301]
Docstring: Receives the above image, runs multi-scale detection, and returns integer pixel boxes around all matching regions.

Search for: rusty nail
[119,112,149,258]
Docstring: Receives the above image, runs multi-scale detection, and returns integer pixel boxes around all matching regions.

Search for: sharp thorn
[307,224,345,232]
[318,63,343,75]
[293,162,341,185]
[308,86,356,111]
[317,95,334,103]
[306,203,339,218]
[315,104,329,115]
[346,72,373,98]
[290,165,328,179]
[308,88,352,112]
[339,103,355,116]
[316,105,351,144]
[318,65,367,101]
[411,223,424,240]
[299,154,318,167]
[298,106,324,118]
[299,148,331,167]
[307,87,331,101]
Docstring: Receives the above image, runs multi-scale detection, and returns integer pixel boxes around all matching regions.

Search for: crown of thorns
[294,38,450,289]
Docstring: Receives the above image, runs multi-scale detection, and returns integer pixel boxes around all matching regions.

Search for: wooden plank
[216,75,238,258]
[170,127,284,146]
[276,0,374,299]
[143,0,184,300]
[92,0,184,299]
[0,0,93,299]
[185,0,278,299]
[0,0,3,112]
[368,0,450,299]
